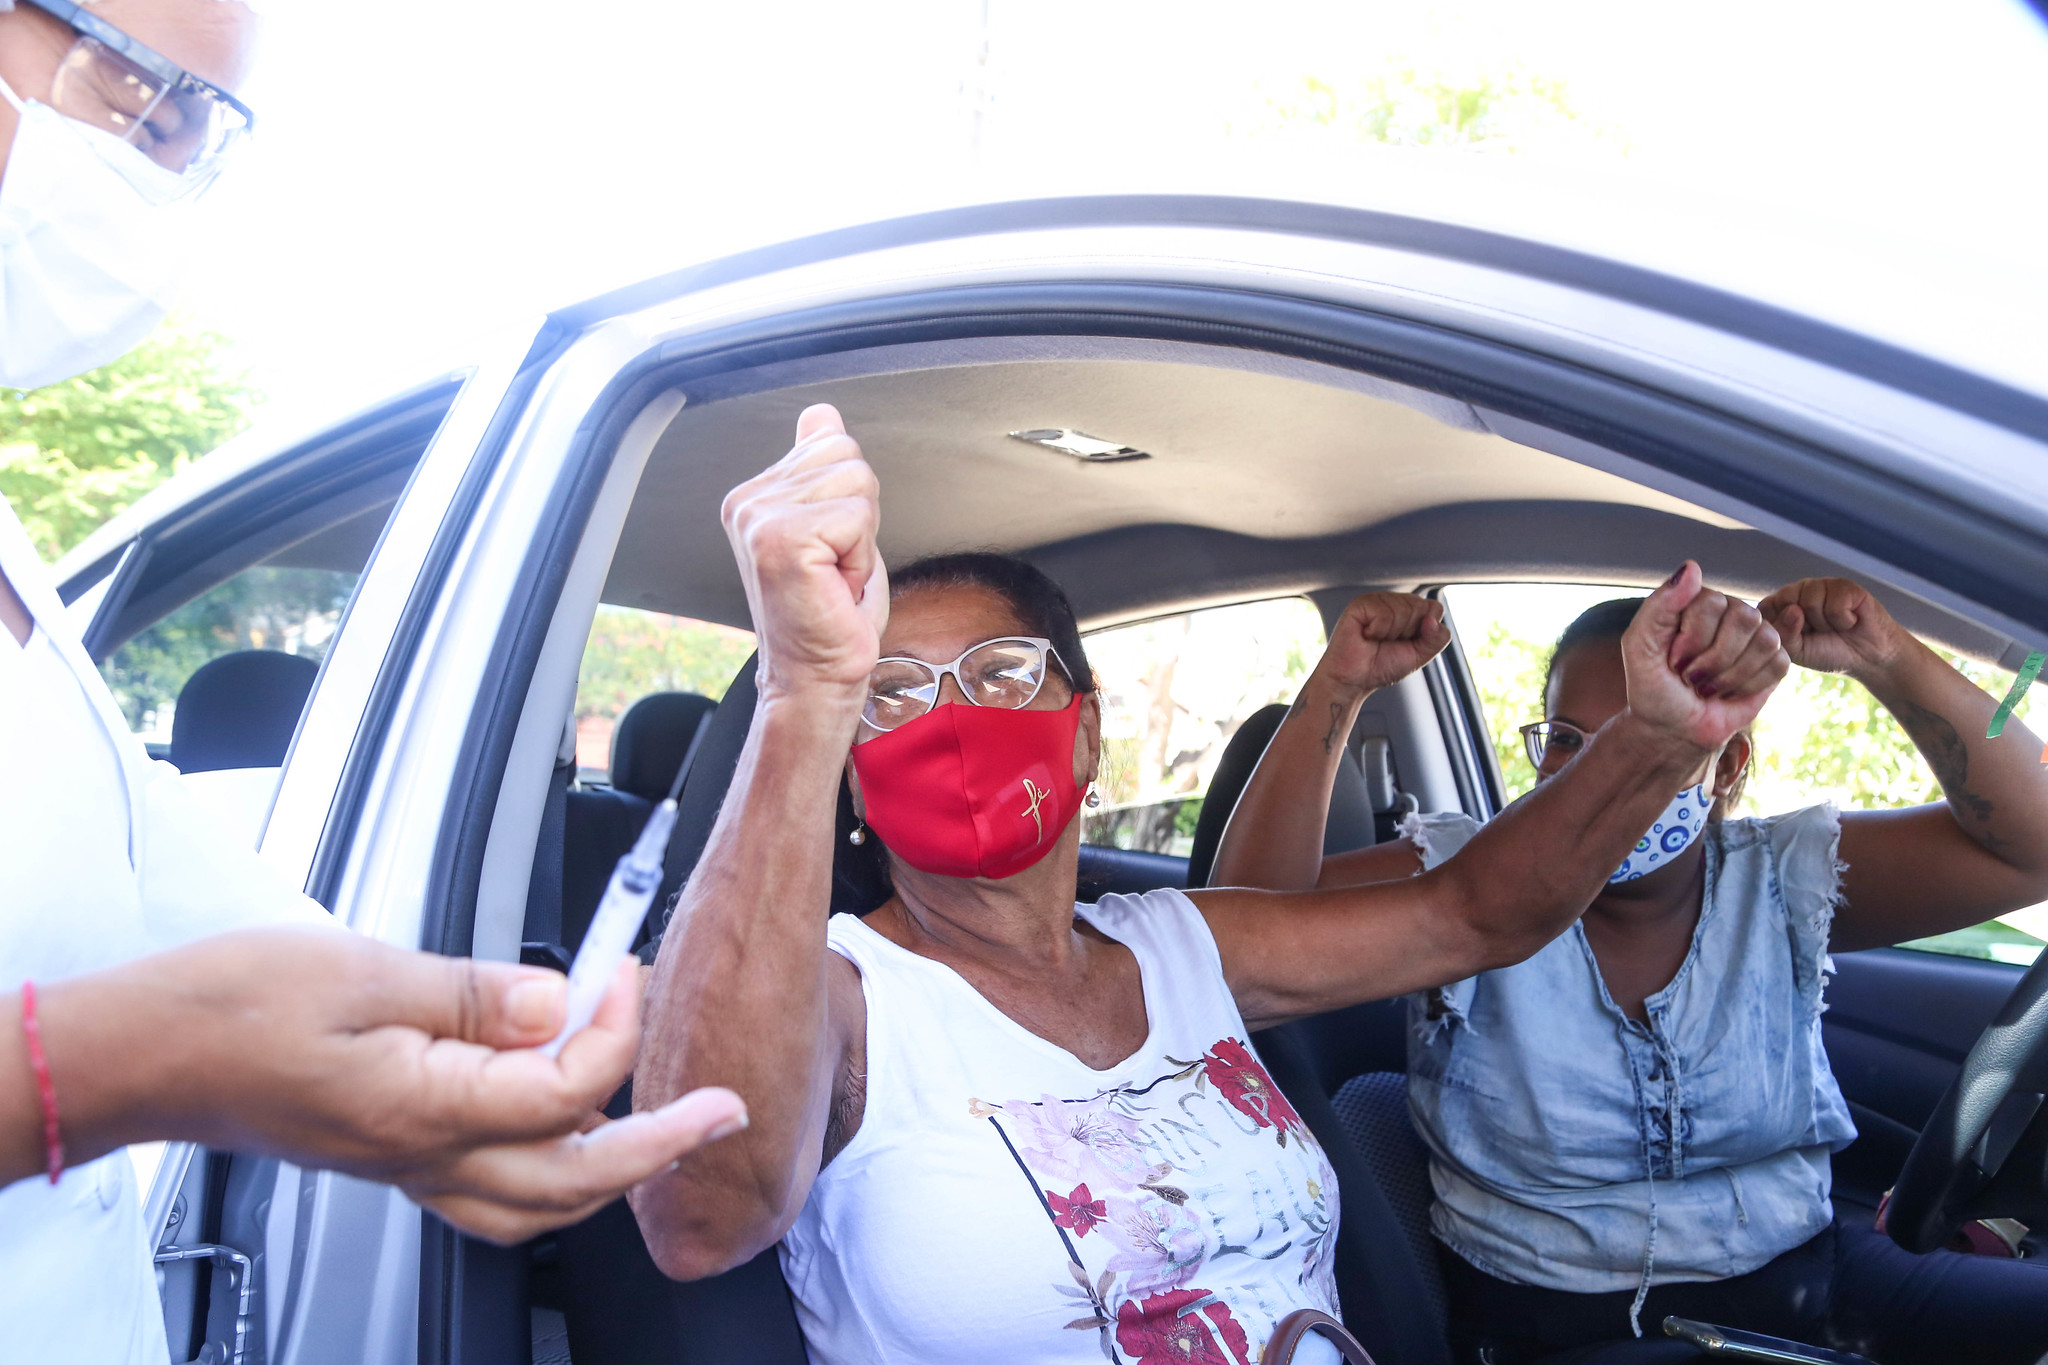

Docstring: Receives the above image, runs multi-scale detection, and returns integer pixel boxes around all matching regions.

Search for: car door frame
[56,329,552,1365]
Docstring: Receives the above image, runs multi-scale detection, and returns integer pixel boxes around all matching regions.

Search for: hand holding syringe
[541,730,701,1057]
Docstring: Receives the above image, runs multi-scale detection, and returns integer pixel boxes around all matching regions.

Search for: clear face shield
[22,0,254,200]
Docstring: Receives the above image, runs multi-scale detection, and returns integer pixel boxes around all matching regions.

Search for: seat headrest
[650,655,892,942]
[169,650,319,775]
[610,691,718,801]
[1184,701,1377,888]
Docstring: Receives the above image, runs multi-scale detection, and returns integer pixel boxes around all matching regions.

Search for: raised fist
[1758,577,1910,680]
[1313,593,1452,700]
[720,405,887,702]
[1623,562,1789,752]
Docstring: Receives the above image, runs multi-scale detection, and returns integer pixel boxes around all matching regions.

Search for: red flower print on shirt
[1200,1039,1304,1137]
[1049,1183,1107,1238]
[1114,1288,1252,1365]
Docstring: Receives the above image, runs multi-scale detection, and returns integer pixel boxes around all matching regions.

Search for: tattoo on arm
[1321,701,1344,756]
[1286,693,1309,721]
[1893,699,1998,830]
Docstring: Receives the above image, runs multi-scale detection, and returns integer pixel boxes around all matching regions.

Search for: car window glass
[573,606,755,783]
[1082,597,1324,856]
[1442,582,2044,968]
[102,565,356,745]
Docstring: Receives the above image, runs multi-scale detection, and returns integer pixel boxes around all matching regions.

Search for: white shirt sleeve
[134,756,334,952]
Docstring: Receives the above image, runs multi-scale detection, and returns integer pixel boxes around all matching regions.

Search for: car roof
[67,193,2046,668]
[556,184,2048,412]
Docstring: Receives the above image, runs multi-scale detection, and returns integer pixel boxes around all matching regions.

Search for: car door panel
[1823,946,2025,1208]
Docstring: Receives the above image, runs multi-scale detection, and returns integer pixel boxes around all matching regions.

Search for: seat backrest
[558,656,812,1365]
[169,649,318,774]
[547,690,719,955]
[610,691,718,801]
[1331,1071,1449,1338]
[1253,1026,1454,1365]
[1185,701,1377,888]
[1185,703,1287,887]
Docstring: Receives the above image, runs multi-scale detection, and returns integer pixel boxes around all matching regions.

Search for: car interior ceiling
[204,345,2030,1363]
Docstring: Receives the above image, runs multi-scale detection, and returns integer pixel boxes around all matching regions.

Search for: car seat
[168,649,318,774]
[1185,701,1379,888]
[550,692,717,953]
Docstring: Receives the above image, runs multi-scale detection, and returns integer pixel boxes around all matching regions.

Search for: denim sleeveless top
[1403,804,1858,1299]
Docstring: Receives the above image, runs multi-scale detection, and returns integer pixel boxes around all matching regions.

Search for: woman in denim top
[1216,575,2048,1364]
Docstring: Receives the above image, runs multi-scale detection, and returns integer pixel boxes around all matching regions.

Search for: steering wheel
[1886,947,2048,1253]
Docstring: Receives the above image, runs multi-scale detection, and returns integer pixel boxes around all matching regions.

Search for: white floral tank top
[781,890,1343,1365]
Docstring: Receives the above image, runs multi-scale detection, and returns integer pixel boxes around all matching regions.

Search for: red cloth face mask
[851,696,1086,880]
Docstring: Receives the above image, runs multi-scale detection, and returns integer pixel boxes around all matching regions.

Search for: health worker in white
[0,2,746,1360]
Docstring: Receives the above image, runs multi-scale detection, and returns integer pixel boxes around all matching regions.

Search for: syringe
[539,726,703,1058]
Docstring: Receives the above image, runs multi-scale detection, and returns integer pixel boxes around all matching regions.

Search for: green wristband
[1988,650,2046,739]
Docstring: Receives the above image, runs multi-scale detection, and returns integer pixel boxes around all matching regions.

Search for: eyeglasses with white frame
[862,636,1072,733]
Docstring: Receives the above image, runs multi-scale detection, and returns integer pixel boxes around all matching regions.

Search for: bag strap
[1266,1310,1379,1365]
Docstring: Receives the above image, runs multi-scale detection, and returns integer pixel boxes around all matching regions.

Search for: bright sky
[186,0,2048,420]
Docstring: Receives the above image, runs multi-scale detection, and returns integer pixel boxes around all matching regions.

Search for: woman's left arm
[1759,577,2048,952]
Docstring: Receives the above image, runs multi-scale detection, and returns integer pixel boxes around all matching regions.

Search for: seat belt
[1359,736,1417,845]
[523,714,576,953]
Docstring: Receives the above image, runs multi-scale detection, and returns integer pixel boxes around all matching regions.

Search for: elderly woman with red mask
[629,405,1790,1365]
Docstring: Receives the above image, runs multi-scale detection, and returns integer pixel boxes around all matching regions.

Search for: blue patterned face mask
[1609,780,1714,883]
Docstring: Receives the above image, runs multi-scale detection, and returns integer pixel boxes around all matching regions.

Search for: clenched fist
[1624,562,1789,753]
[1314,593,1452,701]
[722,405,887,705]
[1759,577,1911,681]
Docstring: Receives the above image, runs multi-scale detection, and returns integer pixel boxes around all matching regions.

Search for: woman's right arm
[629,405,883,1280]
[1208,592,1444,892]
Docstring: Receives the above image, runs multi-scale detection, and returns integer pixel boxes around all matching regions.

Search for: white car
[57,194,2048,1365]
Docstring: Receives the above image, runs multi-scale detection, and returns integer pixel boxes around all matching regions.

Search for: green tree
[1245,59,1626,159]
[1468,618,1555,799]
[1,315,260,560]
[575,607,757,720]
[103,567,357,734]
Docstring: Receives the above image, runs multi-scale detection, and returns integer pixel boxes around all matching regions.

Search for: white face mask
[1608,778,1715,883]
[0,78,195,390]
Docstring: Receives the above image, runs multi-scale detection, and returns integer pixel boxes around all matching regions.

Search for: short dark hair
[1544,594,1750,816]
[1544,597,1646,703]
[889,551,1096,694]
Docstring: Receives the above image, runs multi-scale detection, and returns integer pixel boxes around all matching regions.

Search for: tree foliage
[1248,60,1626,159]
[575,607,757,719]
[104,567,356,734]
[1,315,260,560]
[1468,619,1555,798]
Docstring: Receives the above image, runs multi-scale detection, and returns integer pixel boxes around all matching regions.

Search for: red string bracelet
[20,982,64,1185]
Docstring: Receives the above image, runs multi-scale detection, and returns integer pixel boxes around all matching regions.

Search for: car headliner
[595,335,2018,663]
